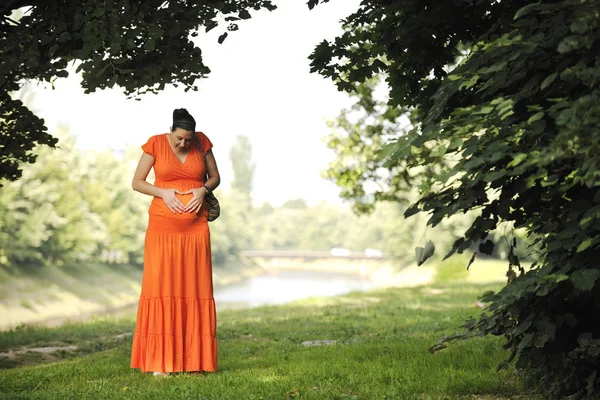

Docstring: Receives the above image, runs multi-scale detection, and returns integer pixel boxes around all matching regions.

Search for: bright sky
[21,0,362,207]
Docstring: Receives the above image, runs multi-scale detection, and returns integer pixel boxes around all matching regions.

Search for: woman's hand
[182,187,207,214]
[160,188,185,214]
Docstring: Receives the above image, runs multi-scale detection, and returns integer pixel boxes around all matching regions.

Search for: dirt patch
[1,345,79,360]
[0,332,132,369]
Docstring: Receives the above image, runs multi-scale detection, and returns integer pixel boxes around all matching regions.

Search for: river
[214,269,378,310]
[6,269,380,330]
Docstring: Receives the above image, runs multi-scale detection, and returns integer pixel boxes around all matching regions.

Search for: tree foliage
[310,0,600,398]
[229,134,256,202]
[322,74,417,214]
[0,130,110,266]
[250,200,467,262]
[0,0,276,183]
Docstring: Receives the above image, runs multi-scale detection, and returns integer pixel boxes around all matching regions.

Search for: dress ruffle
[131,297,217,372]
[131,214,217,373]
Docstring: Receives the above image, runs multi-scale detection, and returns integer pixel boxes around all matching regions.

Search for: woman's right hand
[160,188,185,214]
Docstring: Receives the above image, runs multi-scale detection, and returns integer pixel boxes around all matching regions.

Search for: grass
[0,282,538,400]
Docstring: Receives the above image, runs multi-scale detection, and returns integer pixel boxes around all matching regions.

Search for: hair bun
[171,108,196,132]
[173,108,190,119]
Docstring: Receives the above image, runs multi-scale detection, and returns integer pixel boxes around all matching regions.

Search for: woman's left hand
[182,187,207,214]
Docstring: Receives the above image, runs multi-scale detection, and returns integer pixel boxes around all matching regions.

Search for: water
[214,269,377,310]
[2,269,377,330]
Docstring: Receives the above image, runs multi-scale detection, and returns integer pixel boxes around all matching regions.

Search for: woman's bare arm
[182,149,221,213]
[204,149,221,191]
[132,152,185,213]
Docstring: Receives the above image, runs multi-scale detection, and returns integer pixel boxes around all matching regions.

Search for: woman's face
[171,128,194,151]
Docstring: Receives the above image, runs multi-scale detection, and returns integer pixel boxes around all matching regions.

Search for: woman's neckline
[165,133,191,165]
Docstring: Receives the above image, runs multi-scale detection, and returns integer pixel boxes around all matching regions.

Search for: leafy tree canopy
[310,0,600,398]
[0,0,276,182]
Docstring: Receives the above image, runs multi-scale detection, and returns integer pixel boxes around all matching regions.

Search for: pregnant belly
[176,192,194,208]
[148,192,207,218]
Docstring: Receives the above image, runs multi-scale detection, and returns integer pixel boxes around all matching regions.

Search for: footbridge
[240,250,388,276]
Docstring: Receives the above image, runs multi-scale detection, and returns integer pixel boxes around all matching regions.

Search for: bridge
[240,250,384,260]
[240,250,388,276]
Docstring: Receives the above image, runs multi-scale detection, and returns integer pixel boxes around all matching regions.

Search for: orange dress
[130,132,217,373]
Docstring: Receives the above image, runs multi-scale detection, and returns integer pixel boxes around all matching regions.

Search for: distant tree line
[0,130,520,271]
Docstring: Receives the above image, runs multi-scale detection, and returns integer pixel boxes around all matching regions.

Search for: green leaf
[307,0,320,10]
[218,32,228,44]
[372,59,387,71]
[570,269,600,291]
[463,157,484,170]
[579,332,593,346]
[536,284,550,296]
[415,246,423,265]
[529,120,547,134]
[478,240,494,255]
[239,10,251,19]
[205,21,218,33]
[57,32,71,44]
[576,239,593,252]
[41,35,53,45]
[49,44,59,57]
[508,153,527,168]
[484,170,507,182]
[540,73,557,90]
[92,7,105,17]
[404,203,420,218]
[377,142,397,160]
[478,61,507,74]
[423,240,435,260]
[459,74,479,90]
[527,112,544,125]
[448,137,463,151]
[95,62,110,78]
[476,106,494,115]
[570,21,588,34]
[514,6,534,20]
[144,39,156,51]
[534,333,550,348]
[513,320,532,336]
[514,3,552,20]
[416,240,435,266]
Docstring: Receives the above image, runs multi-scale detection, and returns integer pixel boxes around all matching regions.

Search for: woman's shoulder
[195,131,213,152]
[144,133,168,146]
[141,134,167,157]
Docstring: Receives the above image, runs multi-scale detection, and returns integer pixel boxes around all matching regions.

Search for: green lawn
[0,282,537,400]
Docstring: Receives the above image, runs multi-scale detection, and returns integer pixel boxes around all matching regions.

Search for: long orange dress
[130,132,217,373]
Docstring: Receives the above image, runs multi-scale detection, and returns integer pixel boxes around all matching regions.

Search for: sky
[21,0,363,207]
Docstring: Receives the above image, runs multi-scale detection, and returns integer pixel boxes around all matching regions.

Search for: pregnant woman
[130,108,221,375]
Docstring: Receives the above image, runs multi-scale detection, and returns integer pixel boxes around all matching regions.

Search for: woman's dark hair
[172,108,196,132]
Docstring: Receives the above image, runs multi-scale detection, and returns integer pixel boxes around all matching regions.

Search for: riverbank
[0,261,264,331]
[0,282,537,399]
[0,256,512,331]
